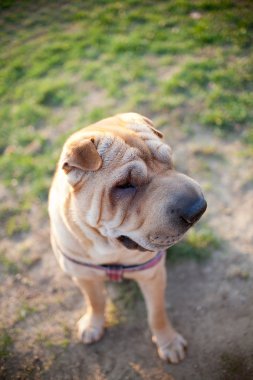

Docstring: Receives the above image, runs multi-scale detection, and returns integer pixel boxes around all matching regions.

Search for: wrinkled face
[62,113,207,252]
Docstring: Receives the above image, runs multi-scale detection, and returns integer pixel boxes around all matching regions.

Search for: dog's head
[60,113,207,252]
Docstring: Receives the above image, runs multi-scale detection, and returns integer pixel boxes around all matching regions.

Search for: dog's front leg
[73,277,106,344]
[137,264,187,363]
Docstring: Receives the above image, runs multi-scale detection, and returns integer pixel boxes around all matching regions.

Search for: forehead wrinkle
[111,159,147,183]
[105,126,169,165]
[95,130,152,168]
[77,119,169,166]
[96,135,123,165]
[108,130,153,165]
[91,121,153,160]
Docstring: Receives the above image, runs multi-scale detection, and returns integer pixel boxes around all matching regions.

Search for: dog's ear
[149,125,163,139]
[142,116,164,139]
[61,138,102,185]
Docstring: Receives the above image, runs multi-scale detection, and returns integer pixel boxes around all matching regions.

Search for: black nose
[180,197,207,224]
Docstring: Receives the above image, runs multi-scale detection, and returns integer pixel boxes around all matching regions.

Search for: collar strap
[60,249,165,282]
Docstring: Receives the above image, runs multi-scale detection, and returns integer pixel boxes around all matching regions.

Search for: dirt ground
[1,122,253,380]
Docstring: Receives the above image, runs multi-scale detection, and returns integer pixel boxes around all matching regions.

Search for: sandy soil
[1,123,253,380]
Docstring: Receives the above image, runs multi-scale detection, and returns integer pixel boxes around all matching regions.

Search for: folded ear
[142,116,164,139]
[61,137,102,185]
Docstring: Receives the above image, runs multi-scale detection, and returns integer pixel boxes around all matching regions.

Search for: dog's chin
[117,234,184,252]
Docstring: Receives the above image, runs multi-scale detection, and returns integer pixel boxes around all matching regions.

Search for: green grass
[0,0,252,234]
[35,330,70,349]
[17,303,38,322]
[161,56,253,131]
[0,205,31,238]
[0,330,13,358]
[115,280,142,308]
[0,251,20,275]
[167,225,220,262]
[191,144,224,160]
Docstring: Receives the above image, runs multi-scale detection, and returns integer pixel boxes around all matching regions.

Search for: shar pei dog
[48,113,207,363]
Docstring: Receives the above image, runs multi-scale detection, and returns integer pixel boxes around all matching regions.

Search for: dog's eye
[114,183,137,198]
[116,183,136,190]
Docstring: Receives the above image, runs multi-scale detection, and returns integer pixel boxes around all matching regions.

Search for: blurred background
[0,1,253,379]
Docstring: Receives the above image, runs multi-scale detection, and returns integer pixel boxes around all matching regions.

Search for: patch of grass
[192,145,224,159]
[35,332,55,348]
[17,303,38,322]
[0,206,19,224]
[167,226,220,262]
[161,55,253,132]
[0,330,13,358]
[106,299,122,327]
[164,60,217,98]
[0,251,19,275]
[201,91,252,130]
[57,338,70,349]
[0,205,30,238]
[35,330,70,349]
[242,127,253,147]
[115,280,142,309]
[37,80,78,108]
[61,324,72,341]
[20,254,41,270]
[0,146,55,204]
[86,107,109,124]
[5,215,30,237]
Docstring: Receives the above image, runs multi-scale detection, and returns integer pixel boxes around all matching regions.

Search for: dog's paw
[153,332,187,363]
[77,314,104,344]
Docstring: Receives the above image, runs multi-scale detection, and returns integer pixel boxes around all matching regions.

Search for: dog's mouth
[117,235,151,252]
[117,233,185,252]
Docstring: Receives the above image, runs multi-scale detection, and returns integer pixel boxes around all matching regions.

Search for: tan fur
[48,113,205,363]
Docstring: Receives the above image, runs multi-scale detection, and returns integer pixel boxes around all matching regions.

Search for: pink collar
[60,249,165,282]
